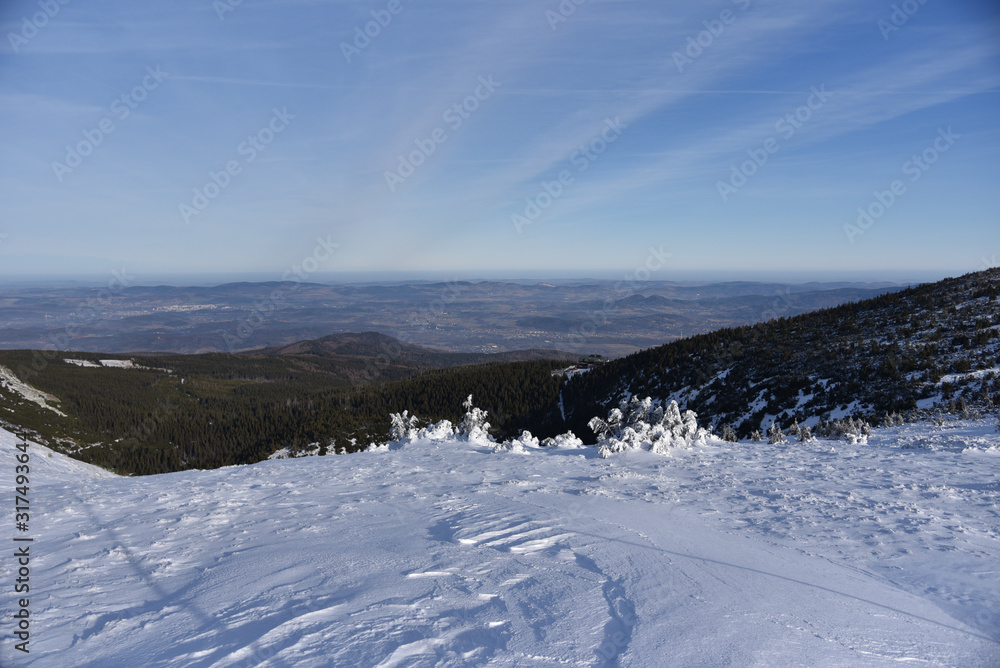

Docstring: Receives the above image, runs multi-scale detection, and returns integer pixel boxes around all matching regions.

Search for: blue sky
[0,0,998,283]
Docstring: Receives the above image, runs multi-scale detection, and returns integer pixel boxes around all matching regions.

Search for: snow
[917,394,944,410]
[63,359,101,368]
[2,419,999,667]
[267,443,323,460]
[939,366,1000,386]
[829,400,863,420]
[0,365,67,417]
[552,366,593,380]
[99,359,136,369]
[63,358,170,372]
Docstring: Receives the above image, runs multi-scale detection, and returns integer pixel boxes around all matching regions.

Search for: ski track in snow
[1,421,999,667]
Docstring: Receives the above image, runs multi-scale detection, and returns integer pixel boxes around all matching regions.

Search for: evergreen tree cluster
[0,348,566,475]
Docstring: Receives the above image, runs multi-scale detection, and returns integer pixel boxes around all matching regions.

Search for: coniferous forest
[0,345,567,475]
[1,269,998,476]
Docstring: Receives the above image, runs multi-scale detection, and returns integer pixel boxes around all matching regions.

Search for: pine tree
[768,421,785,444]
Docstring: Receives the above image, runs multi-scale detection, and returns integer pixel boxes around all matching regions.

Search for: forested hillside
[561,269,1000,438]
[0,339,568,475]
[2,271,997,475]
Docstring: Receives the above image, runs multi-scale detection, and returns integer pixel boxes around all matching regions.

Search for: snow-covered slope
[0,428,114,483]
[2,421,998,667]
[0,366,66,418]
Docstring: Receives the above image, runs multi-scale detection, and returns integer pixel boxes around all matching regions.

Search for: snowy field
[2,420,999,667]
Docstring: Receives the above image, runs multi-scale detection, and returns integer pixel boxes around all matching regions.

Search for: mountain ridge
[560,269,999,438]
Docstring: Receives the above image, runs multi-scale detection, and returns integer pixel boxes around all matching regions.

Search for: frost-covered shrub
[389,410,421,442]
[719,424,738,443]
[798,425,814,443]
[386,410,456,447]
[983,389,995,409]
[381,396,496,450]
[541,431,585,449]
[882,412,905,428]
[835,417,870,445]
[589,396,707,458]
[768,422,785,445]
[459,395,493,444]
[492,430,540,454]
[750,429,764,442]
[420,419,456,441]
[958,397,970,419]
[820,417,871,442]
[786,419,801,438]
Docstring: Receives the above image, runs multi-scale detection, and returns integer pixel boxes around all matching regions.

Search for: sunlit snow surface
[2,421,999,667]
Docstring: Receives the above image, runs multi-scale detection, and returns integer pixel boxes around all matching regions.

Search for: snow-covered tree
[798,425,814,443]
[750,429,764,442]
[389,410,421,443]
[541,431,585,449]
[459,395,492,444]
[719,424,738,443]
[768,421,785,444]
[383,410,456,448]
[492,430,540,454]
[589,397,708,457]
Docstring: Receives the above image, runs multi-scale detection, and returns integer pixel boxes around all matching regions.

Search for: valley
[0,279,902,357]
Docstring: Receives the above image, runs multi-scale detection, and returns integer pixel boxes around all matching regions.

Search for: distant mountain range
[261,331,575,366]
[0,271,994,475]
[0,278,903,357]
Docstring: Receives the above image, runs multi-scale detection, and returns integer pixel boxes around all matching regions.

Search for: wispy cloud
[1,0,997,276]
